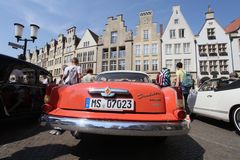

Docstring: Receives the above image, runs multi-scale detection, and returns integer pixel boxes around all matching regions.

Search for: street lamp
[14,23,40,60]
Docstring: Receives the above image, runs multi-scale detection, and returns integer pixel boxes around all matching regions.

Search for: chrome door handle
[207,95,212,98]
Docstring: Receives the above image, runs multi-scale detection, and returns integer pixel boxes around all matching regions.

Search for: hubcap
[236,109,240,128]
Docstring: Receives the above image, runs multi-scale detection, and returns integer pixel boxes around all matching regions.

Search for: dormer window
[174,19,179,24]
[207,28,216,40]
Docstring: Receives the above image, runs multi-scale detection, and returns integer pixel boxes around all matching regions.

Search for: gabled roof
[88,29,99,43]
[224,17,240,33]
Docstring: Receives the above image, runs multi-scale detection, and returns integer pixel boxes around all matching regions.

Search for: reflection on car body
[0,54,52,119]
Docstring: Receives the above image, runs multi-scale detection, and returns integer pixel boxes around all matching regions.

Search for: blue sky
[0,0,239,58]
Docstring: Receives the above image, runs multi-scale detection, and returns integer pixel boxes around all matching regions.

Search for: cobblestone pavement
[0,116,239,160]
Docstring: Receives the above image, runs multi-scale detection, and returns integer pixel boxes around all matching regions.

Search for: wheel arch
[229,104,240,123]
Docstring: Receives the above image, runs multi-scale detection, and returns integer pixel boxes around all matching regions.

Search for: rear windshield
[96,72,150,83]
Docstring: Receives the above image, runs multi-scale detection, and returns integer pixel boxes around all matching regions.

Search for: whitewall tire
[233,107,240,135]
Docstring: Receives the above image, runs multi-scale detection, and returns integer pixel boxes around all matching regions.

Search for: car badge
[105,87,111,96]
[101,87,115,97]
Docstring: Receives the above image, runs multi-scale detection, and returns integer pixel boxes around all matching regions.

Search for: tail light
[174,109,186,119]
[44,95,50,103]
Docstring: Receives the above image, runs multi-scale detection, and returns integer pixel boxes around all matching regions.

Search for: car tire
[231,106,240,135]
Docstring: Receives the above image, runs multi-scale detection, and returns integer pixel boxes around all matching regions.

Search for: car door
[193,79,220,118]
[1,64,37,117]
[34,70,52,110]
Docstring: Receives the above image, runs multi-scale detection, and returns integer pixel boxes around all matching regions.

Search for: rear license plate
[85,98,134,111]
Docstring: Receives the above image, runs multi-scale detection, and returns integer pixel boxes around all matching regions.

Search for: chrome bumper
[40,114,190,136]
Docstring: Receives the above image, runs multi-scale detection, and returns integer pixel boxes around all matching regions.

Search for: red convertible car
[41,71,190,138]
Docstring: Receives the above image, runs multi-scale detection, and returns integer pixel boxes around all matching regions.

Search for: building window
[143,44,148,55]
[64,55,72,64]
[174,19,179,24]
[199,45,207,56]
[83,52,87,62]
[219,60,228,73]
[88,51,94,61]
[87,63,93,69]
[84,41,90,47]
[184,59,191,72]
[166,44,172,55]
[209,60,218,73]
[135,60,141,71]
[170,29,175,39]
[102,61,108,72]
[200,61,208,74]
[166,60,172,70]
[183,43,190,54]
[81,64,87,73]
[135,45,141,56]
[118,60,125,70]
[143,60,149,71]
[77,53,83,62]
[110,60,116,71]
[119,47,125,58]
[152,59,158,71]
[152,43,157,55]
[174,43,181,54]
[207,28,216,40]
[110,48,117,59]
[218,43,227,56]
[179,29,185,38]
[143,30,149,40]
[208,44,217,56]
[111,31,117,43]
[102,49,108,59]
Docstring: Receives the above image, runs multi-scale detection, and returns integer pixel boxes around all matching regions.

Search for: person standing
[175,62,192,119]
[63,57,81,85]
[81,68,95,83]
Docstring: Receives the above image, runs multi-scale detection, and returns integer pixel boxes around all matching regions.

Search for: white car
[189,78,240,134]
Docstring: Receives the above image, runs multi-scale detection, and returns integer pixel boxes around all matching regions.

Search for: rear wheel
[231,106,240,135]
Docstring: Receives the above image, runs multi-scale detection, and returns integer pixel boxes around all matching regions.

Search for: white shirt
[81,74,95,83]
[63,65,81,85]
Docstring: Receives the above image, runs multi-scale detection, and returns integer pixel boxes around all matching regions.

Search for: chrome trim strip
[194,107,228,114]
[41,114,190,136]
[89,88,130,97]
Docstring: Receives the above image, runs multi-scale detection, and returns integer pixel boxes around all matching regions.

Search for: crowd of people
[50,57,95,85]
[155,62,240,120]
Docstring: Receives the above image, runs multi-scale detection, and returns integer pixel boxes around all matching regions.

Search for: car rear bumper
[40,114,190,136]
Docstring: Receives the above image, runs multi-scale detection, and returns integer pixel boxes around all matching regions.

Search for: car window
[9,67,36,85]
[199,80,219,91]
[39,71,52,85]
[96,72,150,83]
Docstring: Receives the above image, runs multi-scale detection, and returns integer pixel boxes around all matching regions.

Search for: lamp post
[14,23,40,60]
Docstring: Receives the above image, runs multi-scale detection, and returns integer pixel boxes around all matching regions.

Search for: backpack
[66,67,79,85]
[158,68,171,87]
[181,71,193,87]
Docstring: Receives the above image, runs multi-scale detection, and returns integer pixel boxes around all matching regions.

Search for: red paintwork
[44,82,184,122]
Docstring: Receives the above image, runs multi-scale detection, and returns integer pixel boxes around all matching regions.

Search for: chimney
[205,5,214,20]
[160,24,163,37]
[172,5,181,15]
